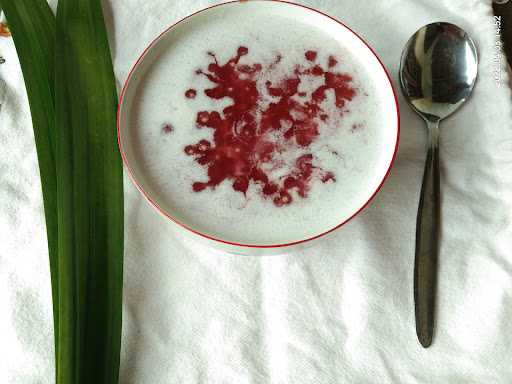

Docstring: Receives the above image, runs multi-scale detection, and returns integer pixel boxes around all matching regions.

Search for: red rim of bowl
[117,0,401,249]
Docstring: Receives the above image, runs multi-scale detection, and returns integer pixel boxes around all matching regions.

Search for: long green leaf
[55,0,123,383]
[0,0,59,359]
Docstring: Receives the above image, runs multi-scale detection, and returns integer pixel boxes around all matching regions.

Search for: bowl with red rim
[117,0,399,255]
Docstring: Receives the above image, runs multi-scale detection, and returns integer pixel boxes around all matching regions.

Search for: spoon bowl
[400,22,478,121]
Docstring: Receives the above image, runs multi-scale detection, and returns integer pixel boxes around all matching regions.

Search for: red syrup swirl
[182,46,356,207]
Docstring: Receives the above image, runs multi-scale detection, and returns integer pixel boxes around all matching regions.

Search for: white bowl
[117,0,400,255]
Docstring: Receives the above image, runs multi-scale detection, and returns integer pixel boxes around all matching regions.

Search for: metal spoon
[399,22,478,348]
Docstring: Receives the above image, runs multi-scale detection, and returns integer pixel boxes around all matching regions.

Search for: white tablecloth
[1,0,512,382]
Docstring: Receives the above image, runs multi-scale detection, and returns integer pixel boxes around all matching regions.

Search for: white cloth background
[1,0,512,383]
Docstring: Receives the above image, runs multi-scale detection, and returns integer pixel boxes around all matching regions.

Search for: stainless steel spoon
[399,22,478,348]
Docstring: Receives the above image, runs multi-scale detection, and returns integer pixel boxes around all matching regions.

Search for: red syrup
[185,88,197,99]
[161,123,174,134]
[182,46,356,207]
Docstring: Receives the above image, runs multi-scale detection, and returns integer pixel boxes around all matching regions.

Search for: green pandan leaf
[0,0,59,359]
[55,0,123,382]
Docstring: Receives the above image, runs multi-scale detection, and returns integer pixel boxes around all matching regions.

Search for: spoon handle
[415,119,440,348]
